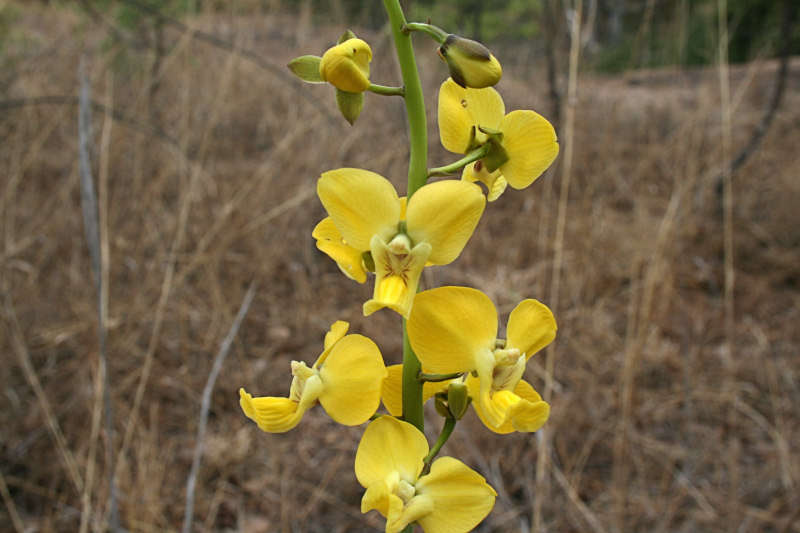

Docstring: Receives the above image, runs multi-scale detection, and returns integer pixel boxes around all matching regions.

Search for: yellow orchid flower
[319,38,372,93]
[239,321,387,433]
[438,78,559,199]
[316,168,485,318]
[407,286,555,433]
[356,416,497,533]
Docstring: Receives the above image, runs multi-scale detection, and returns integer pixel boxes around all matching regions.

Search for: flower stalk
[427,145,490,177]
[423,417,457,473]
[368,83,405,97]
[402,22,449,44]
[383,0,428,435]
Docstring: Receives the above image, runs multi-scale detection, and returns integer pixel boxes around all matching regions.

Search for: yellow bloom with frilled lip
[316,169,485,318]
[239,321,386,433]
[407,286,556,433]
[438,78,559,199]
[356,416,497,533]
[319,38,372,93]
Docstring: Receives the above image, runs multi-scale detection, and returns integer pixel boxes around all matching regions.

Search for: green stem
[422,418,457,472]
[428,145,490,177]
[400,320,423,430]
[384,0,428,198]
[419,372,463,383]
[384,0,427,435]
[403,22,449,44]
[368,83,405,96]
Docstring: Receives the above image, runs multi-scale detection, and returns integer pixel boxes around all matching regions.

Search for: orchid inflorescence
[242,3,559,531]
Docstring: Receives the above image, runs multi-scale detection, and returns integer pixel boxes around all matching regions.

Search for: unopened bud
[446,382,471,420]
[438,34,502,89]
[320,38,372,93]
[434,392,451,419]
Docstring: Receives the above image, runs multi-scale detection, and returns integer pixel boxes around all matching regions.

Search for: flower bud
[319,38,372,93]
[434,392,451,419]
[446,382,471,420]
[438,34,502,89]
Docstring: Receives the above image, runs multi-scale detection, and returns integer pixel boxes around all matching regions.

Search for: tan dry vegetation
[2,5,799,533]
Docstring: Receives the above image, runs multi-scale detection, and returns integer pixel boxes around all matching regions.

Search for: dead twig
[77,57,120,533]
[182,282,257,533]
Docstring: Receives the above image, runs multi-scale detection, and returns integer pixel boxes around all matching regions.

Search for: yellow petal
[313,217,367,283]
[461,161,507,202]
[355,416,428,489]
[415,456,497,533]
[364,236,431,318]
[319,38,372,93]
[509,380,550,432]
[438,78,505,153]
[318,334,387,425]
[381,364,405,417]
[312,319,350,368]
[382,364,453,417]
[239,388,309,433]
[324,320,350,352]
[507,299,557,361]
[405,180,485,266]
[317,168,401,251]
[472,348,502,427]
[498,110,559,190]
[407,286,497,374]
[361,478,393,517]
[386,494,435,533]
[467,378,549,434]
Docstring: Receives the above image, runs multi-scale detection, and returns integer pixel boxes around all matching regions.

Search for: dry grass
[2,4,800,533]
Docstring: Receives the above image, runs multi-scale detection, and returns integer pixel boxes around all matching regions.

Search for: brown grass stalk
[535,1,582,531]
[0,470,24,533]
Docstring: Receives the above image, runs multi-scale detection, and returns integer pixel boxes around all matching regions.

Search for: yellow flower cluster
[244,26,561,533]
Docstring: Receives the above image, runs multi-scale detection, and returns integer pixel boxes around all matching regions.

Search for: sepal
[336,88,364,125]
[287,55,324,83]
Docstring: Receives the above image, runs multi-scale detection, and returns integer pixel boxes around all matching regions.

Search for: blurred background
[1,0,798,531]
